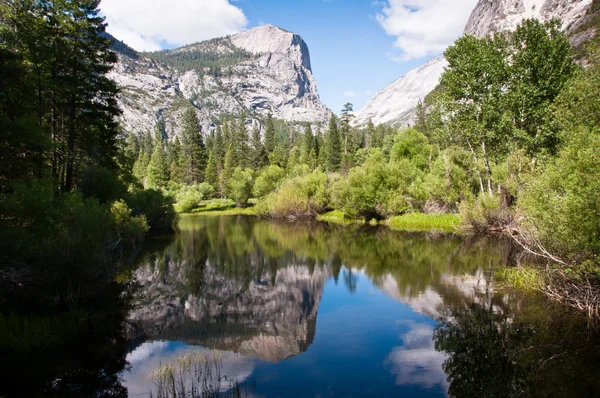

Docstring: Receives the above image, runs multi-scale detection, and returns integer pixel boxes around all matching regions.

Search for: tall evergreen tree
[169,137,183,183]
[264,113,276,154]
[221,144,234,197]
[250,125,266,170]
[146,130,169,189]
[366,120,376,148]
[301,123,315,165]
[205,149,218,188]
[327,115,342,171]
[1,0,122,192]
[180,108,206,184]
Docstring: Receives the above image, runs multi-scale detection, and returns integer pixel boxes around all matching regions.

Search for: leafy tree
[228,167,254,207]
[253,165,285,198]
[508,18,575,155]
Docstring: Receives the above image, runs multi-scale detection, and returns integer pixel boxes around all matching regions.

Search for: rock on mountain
[465,0,592,37]
[108,25,331,138]
[351,56,448,127]
[353,0,594,128]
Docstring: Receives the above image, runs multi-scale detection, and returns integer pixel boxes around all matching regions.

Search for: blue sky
[101,0,477,113]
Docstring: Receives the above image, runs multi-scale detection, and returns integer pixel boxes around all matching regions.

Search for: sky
[100,0,478,113]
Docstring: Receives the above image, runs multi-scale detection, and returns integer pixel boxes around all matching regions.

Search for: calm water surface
[122,215,600,397]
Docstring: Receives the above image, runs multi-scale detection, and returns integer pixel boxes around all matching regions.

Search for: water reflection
[124,215,600,397]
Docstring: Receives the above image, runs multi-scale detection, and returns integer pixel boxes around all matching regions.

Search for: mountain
[353,0,595,128]
[127,259,328,363]
[107,25,331,138]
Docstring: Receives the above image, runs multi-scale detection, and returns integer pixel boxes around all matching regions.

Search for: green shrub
[423,147,476,210]
[176,183,215,213]
[228,167,254,207]
[518,125,600,263]
[0,180,151,307]
[253,165,285,198]
[459,194,511,233]
[126,188,177,234]
[256,169,329,219]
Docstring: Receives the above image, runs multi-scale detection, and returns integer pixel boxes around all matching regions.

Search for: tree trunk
[467,140,485,196]
[481,141,493,197]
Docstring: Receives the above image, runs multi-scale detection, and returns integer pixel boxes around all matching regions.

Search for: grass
[386,213,460,232]
[176,199,256,216]
[496,266,545,292]
[316,210,361,225]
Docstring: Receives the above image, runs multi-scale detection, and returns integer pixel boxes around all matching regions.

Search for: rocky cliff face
[109,25,331,138]
[353,0,594,128]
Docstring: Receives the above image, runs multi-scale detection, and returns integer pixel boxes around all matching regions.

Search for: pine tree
[264,113,276,154]
[300,123,315,165]
[233,113,250,168]
[366,119,376,148]
[205,149,218,188]
[327,115,342,171]
[180,108,206,184]
[2,0,122,192]
[213,126,225,164]
[250,125,266,170]
[146,131,169,189]
[221,144,234,197]
[169,137,183,183]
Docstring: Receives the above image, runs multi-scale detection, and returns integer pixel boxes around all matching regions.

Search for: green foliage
[519,125,600,264]
[459,195,511,233]
[228,167,254,207]
[126,188,177,235]
[327,115,342,171]
[146,134,170,189]
[422,147,476,210]
[256,169,329,218]
[180,109,206,184]
[253,165,285,198]
[0,180,147,306]
[177,183,216,213]
[332,149,400,219]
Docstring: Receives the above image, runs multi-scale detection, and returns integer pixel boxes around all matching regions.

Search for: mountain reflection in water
[122,215,600,397]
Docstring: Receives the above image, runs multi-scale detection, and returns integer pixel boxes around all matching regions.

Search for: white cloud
[344,91,359,97]
[385,321,449,390]
[100,0,248,51]
[376,0,478,61]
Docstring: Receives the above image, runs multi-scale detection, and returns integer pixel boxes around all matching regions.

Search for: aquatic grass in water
[496,267,545,292]
[387,213,460,232]
[150,351,252,398]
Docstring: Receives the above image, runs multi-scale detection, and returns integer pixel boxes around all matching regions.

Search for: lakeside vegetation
[0,0,177,336]
[123,18,600,315]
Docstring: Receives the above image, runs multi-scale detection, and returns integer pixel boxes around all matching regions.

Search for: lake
[121,215,600,397]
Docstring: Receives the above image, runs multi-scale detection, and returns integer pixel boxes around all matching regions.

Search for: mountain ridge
[353,0,595,128]
[108,25,331,138]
